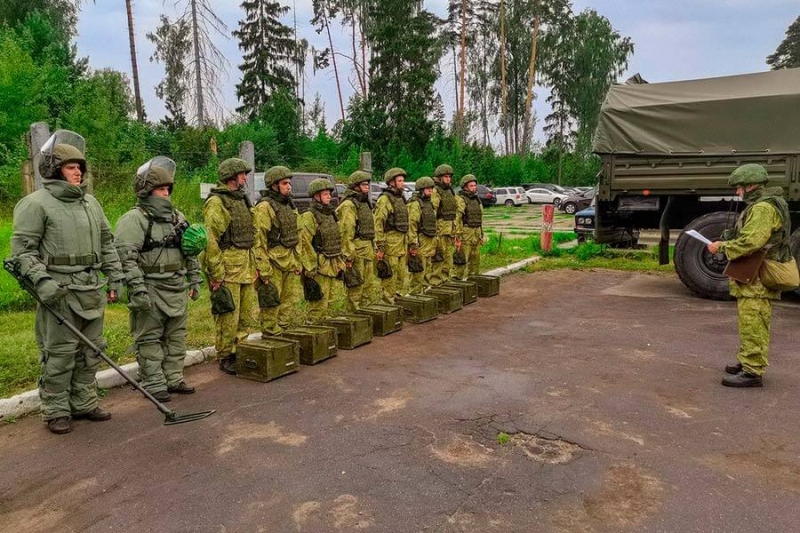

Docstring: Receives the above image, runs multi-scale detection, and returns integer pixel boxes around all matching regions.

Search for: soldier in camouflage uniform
[336,171,377,312]
[253,166,303,336]
[299,179,346,323]
[11,130,124,434]
[430,164,462,286]
[374,168,410,303]
[203,158,258,375]
[454,174,485,279]
[407,177,438,294]
[115,157,202,401]
[707,164,792,387]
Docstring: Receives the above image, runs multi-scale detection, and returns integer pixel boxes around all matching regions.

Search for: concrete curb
[0,255,540,421]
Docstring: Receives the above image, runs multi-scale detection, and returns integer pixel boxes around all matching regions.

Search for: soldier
[115,157,202,402]
[336,170,377,312]
[407,177,438,294]
[11,130,124,434]
[203,158,258,375]
[374,168,410,303]
[298,179,346,323]
[253,166,303,336]
[454,174,485,279]
[430,164,462,286]
[707,164,792,387]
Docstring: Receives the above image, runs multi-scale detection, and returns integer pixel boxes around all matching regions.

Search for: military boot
[152,390,172,402]
[47,417,71,435]
[72,407,112,421]
[168,382,195,394]
[219,355,237,375]
[721,371,763,388]
[725,362,743,375]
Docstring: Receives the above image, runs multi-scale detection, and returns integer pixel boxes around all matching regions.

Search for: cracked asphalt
[1,270,799,532]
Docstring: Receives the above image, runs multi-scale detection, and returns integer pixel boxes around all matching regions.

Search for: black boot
[721,371,763,388]
[168,382,196,394]
[725,362,742,375]
[47,417,71,435]
[218,355,237,375]
[72,407,112,421]
[152,390,172,402]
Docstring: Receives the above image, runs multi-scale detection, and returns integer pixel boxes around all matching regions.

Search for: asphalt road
[1,270,799,533]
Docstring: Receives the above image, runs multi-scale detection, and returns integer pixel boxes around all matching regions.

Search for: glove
[37,279,67,306]
[107,279,124,303]
[128,290,152,312]
[189,284,201,301]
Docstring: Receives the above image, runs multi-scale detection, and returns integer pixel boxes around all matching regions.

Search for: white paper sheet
[685,229,712,246]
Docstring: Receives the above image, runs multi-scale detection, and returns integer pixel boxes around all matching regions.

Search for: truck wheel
[674,211,736,300]
[790,229,800,296]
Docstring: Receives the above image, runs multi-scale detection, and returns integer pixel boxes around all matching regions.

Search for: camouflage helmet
[415,176,435,190]
[265,165,293,187]
[433,164,454,178]
[135,156,176,198]
[348,170,372,188]
[460,174,477,188]
[384,167,407,185]
[38,130,87,180]
[217,157,252,184]
[728,164,769,187]
[308,178,335,198]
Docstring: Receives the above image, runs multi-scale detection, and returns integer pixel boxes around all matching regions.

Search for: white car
[494,186,527,207]
[525,187,567,206]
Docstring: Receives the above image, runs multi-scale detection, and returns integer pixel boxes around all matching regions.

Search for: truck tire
[791,229,800,296]
[674,211,735,300]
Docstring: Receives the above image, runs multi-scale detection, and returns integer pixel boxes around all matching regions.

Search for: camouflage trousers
[260,269,302,336]
[307,274,341,324]
[215,282,257,359]
[35,299,103,420]
[453,241,481,279]
[409,255,432,295]
[345,256,376,313]
[430,235,455,286]
[130,304,188,393]
[380,254,408,304]
[736,297,772,376]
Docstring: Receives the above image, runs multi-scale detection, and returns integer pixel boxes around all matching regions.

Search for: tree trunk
[190,0,205,127]
[323,8,345,122]
[458,0,467,138]
[521,14,540,156]
[351,18,365,97]
[499,0,508,155]
[125,0,144,122]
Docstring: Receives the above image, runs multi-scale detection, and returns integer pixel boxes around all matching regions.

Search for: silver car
[494,186,527,207]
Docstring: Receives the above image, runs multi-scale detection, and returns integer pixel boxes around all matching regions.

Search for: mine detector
[592,68,800,299]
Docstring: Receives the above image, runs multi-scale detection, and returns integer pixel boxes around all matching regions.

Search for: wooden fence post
[360,152,372,174]
[541,204,554,253]
[238,141,256,204]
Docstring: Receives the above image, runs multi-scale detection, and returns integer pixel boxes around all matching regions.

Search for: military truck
[592,68,800,299]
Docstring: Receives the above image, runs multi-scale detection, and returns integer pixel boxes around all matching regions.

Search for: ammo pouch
[210,285,236,315]
[431,249,445,263]
[257,282,281,309]
[407,254,424,273]
[343,265,364,288]
[759,258,800,291]
[453,248,467,266]
[303,276,324,302]
[376,259,393,279]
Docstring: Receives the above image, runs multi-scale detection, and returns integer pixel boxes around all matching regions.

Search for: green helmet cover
[460,174,477,188]
[265,165,293,187]
[384,167,407,184]
[181,224,208,256]
[433,164,454,178]
[415,176,435,190]
[348,170,372,187]
[218,158,252,183]
[728,164,769,187]
[308,178,335,197]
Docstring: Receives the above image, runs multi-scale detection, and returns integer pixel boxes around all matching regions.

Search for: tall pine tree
[767,15,800,70]
[147,15,192,130]
[234,0,298,118]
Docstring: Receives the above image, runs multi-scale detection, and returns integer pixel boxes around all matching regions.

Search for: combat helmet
[217,158,252,184]
[460,174,477,188]
[38,129,87,180]
[348,170,372,188]
[308,178,335,198]
[135,156,176,198]
[415,176,435,190]
[384,167,407,185]
[264,165,293,187]
[728,164,769,187]
[433,164,454,178]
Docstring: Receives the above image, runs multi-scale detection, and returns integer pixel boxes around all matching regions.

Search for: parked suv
[494,186,526,207]
[476,184,497,207]
[255,172,340,213]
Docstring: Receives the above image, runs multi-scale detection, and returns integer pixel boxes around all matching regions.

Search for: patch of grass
[525,244,674,274]
[497,432,511,446]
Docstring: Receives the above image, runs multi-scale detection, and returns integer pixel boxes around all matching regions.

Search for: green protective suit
[430,183,463,286]
[299,202,346,324]
[454,191,484,279]
[336,190,377,312]
[253,190,304,335]
[115,196,202,393]
[717,187,789,376]
[374,189,409,303]
[11,179,124,420]
[407,193,438,294]
[202,188,258,357]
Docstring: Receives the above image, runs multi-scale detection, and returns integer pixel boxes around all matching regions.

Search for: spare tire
[674,211,737,300]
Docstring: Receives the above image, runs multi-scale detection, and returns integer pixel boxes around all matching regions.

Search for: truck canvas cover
[593,68,800,155]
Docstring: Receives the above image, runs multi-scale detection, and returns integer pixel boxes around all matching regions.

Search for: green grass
[497,432,511,446]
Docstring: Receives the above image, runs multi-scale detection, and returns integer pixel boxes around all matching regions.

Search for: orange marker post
[541,204,554,253]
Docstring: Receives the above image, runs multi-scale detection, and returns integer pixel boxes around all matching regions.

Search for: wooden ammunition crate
[323,314,373,349]
[236,337,300,382]
[355,304,404,336]
[467,275,500,297]
[442,279,478,305]
[426,286,464,314]
[281,325,338,365]
[395,294,438,324]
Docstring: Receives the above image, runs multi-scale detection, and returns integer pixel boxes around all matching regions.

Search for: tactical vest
[344,194,376,241]
[435,184,457,221]
[209,191,255,250]
[460,192,483,228]
[261,194,299,249]
[310,205,343,258]
[381,190,409,233]
[737,192,792,262]
[417,197,438,237]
